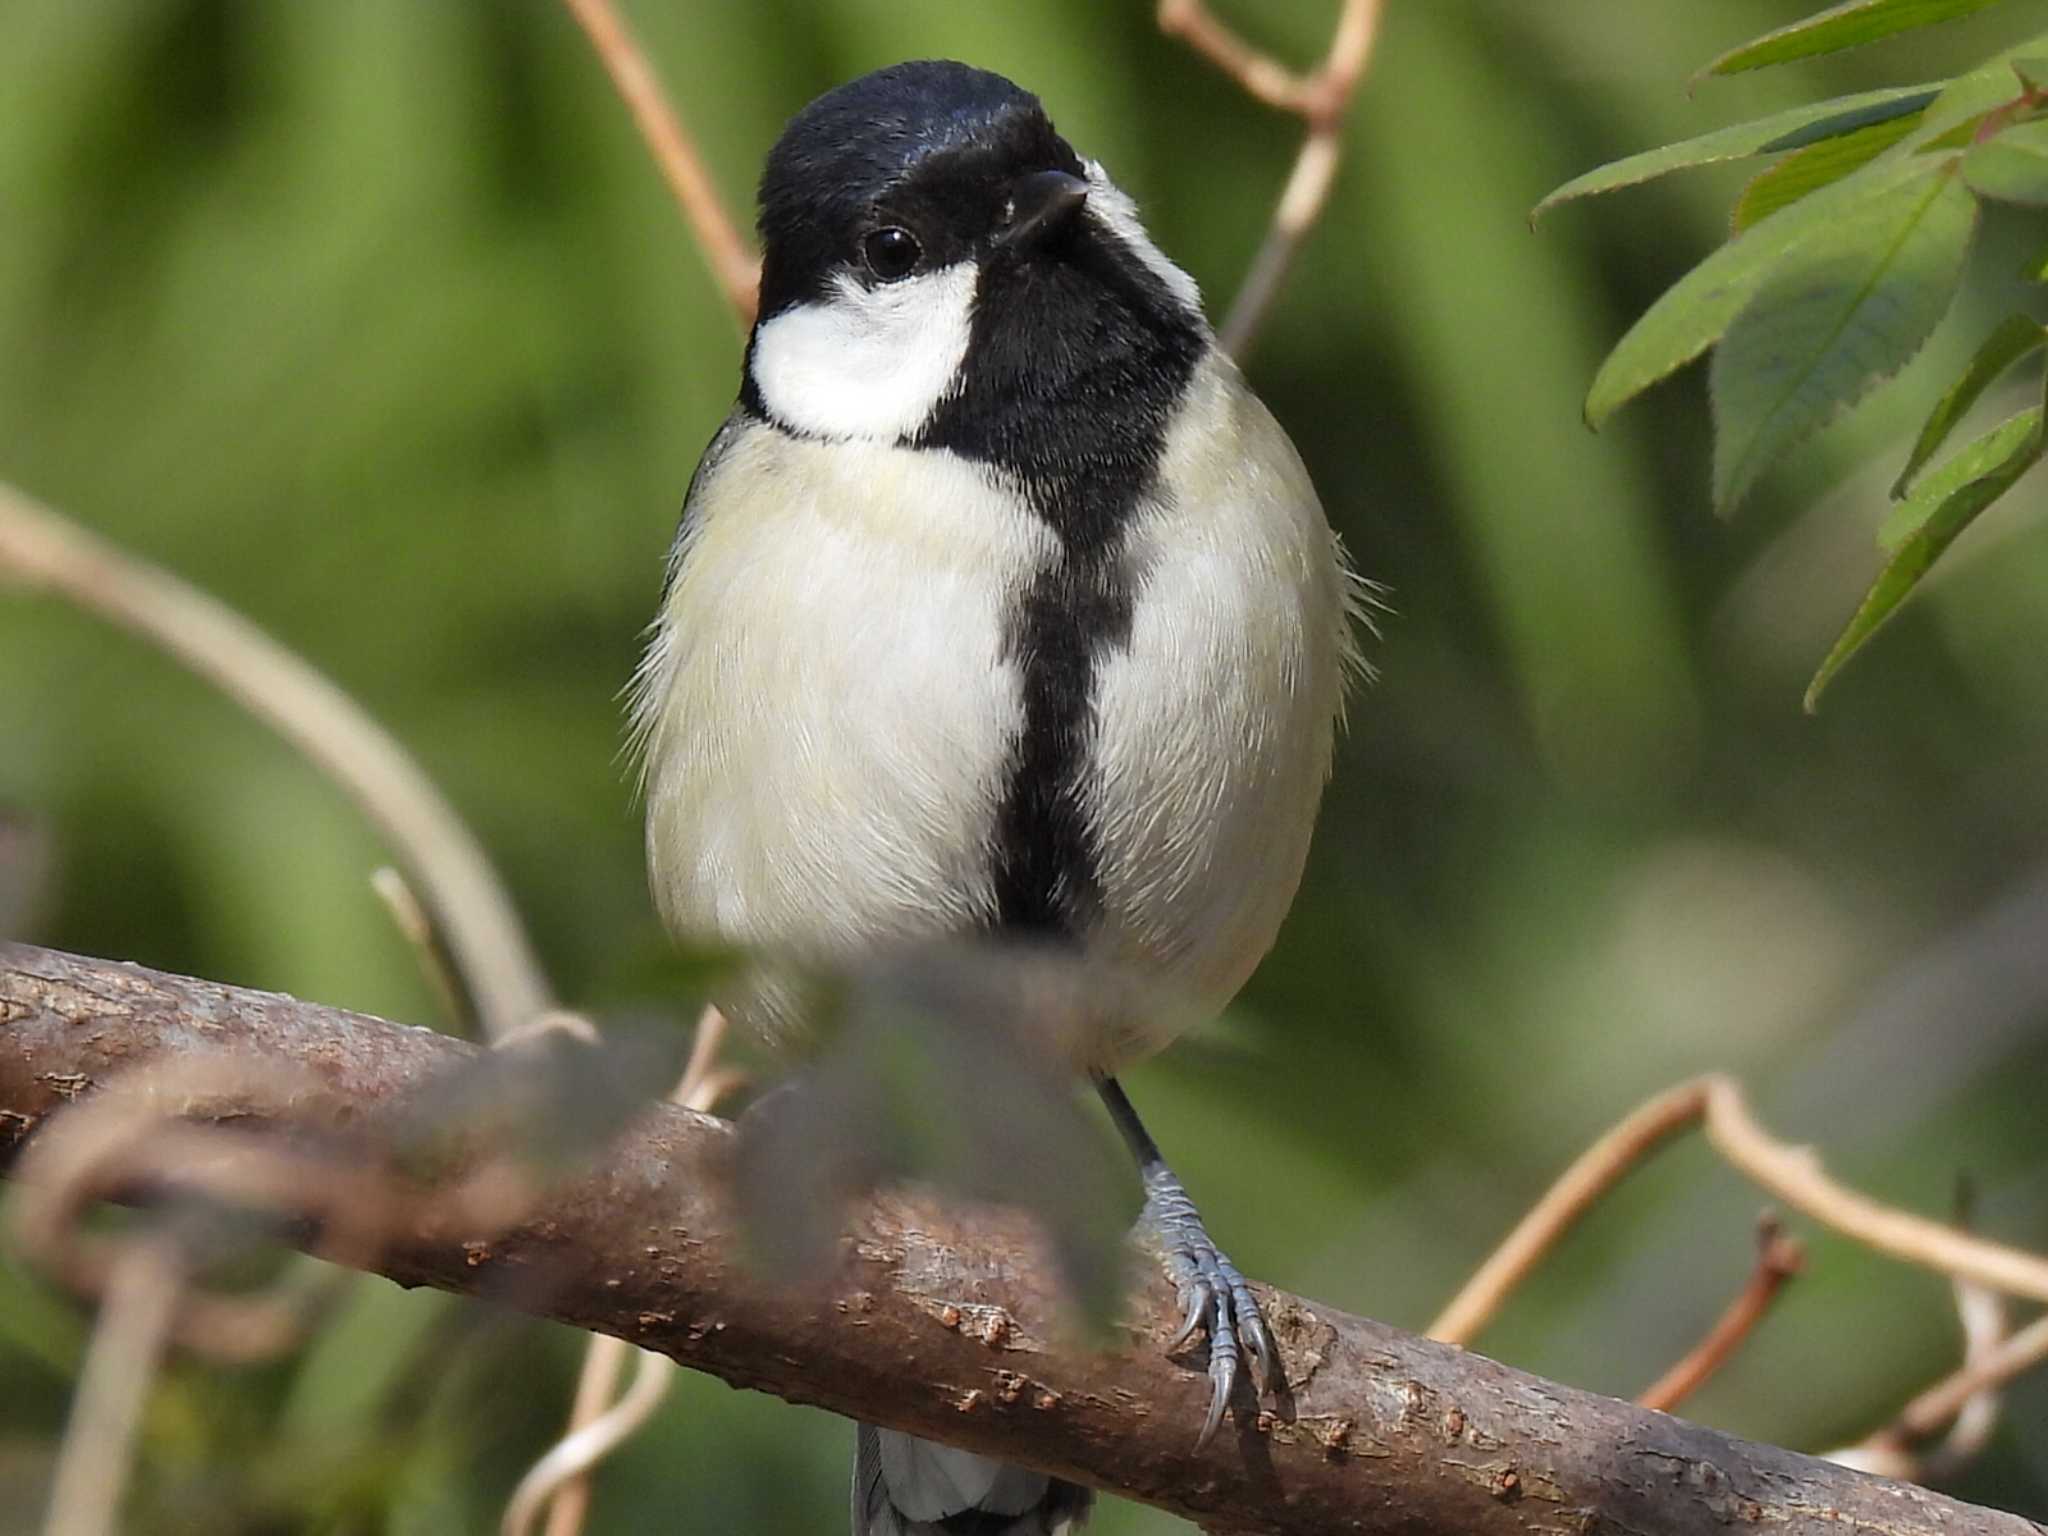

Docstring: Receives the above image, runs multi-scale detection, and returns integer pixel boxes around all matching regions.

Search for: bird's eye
[861,226,922,281]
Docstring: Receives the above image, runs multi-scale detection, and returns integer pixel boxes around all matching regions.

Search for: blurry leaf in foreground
[1731,109,1927,233]
[397,1013,692,1178]
[1531,85,1939,221]
[1893,313,2046,494]
[1809,406,2046,709]
[731,942,1146,1330]
[1700,0,2008,80]
[1711,159,1975,514]
[1963,117,2048,205]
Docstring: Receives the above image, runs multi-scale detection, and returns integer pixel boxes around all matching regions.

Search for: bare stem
[0,482,554,1041]
[1161,0,1387,358]
[558,0,759,327]
[1431,1075,2048,1348]
[40,1236,184,1536]
[512,1005,739,1536]
[1428,1078,1708,1345]
[1636,1216,1804,1414]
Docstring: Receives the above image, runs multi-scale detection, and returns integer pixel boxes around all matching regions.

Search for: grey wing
[657,405,751,607]
[852,1425,1092,1536]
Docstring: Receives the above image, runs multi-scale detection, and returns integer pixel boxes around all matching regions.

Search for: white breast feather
[638,424,1054,970]
[1086,351,1362,1050]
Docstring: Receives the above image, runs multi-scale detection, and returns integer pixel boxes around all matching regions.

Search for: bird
[631,58,1364,1536]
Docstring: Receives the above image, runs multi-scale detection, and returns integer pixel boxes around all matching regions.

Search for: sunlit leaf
[1586,152,1944,428]
[1533,85,1938,220]
[1710,160,1974,513]
[1893,313,2046,495]
[1808,408,2045,709]
[1702,0,2007,79]
[1881,406,2042,547]
[1963,117,2048,203]
[1732,110,1926,232]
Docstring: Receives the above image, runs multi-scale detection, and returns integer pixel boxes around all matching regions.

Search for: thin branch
[517,1006,740,1536]
[1635,1215,1804,1414]
[1428,1078,1708,1345]
[1431,1076,2048,1350]
[1700,1075,2048,1305]
[508,1341,676,1536]
[371,866,472,1033]
[39,1235,183,1536]
[1928,1230,2012,1476]
[0,482,553,1041]
[1161,0,1387,357]
[557,0,759,327]
[6,944,2047,1536]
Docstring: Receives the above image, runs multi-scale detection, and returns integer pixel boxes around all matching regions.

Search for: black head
[756,61,1091,318]
[743,61,1207,507]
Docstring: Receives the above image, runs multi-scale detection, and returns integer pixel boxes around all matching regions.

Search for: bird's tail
[851,1423,1092,1535]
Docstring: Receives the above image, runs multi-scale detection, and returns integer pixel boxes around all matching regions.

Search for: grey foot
[1141,1163,1278,1450]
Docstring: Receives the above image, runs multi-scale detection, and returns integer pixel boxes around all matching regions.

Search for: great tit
[633,59,1364,1536]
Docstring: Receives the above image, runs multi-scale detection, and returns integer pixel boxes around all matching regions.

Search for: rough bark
[1,942,2039,1536]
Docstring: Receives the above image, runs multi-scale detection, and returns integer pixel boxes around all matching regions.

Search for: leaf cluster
[1538,0,2048,708]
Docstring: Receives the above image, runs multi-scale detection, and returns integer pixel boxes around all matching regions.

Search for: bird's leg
[1095,1075,1278,1449]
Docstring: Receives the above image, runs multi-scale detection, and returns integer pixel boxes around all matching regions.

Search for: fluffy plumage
[632,57,1364,1536]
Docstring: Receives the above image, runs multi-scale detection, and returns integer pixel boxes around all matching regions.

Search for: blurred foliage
[4,1,2048,1532]
[1548,0,2048,705]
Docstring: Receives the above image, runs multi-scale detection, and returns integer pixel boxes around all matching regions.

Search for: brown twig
[1431,1076,2048,1348]
[557,0,759,327]
[7,943,2045,1536]
[0,482,554,1041]
[515,1005,742,1536]
[1428,1078,1709,1345]
[1160,0,1387,357]
[1636,1215,1805,1414]
[1826,1183,2023,1480]
[371,865,472,1033]
[39,1234,184,1536]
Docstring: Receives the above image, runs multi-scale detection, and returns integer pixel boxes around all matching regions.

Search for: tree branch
[3,943,2044,1536]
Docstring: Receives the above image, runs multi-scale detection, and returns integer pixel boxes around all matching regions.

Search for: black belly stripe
[916,218,1207,937]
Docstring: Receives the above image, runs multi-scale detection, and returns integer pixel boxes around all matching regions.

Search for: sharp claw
[1239,1295,1279,1393]
[1170,1283,1210,1351]
[1138,1162,1274,1450]
[1196,1381,1228,1451]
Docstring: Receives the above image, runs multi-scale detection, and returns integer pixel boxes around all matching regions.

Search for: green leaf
[1963,117,2048,203]
[1732,109,1926,232]
[1586,151,1949,427]
[1703,0,2007,78]
[1808,407,2045,709]
[2013,56,2048,93]
[1580,35,2043,429]
[1881,405,2042,546]
[1532,86,1939,220]
[1893,313,2046,494]
[1711,160,1975,514]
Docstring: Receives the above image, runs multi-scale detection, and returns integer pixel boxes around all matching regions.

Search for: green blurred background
[6,1,2048,1530]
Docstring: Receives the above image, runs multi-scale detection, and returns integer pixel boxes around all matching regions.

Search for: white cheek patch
[1082,159,1205,322]
[749,262,979,441]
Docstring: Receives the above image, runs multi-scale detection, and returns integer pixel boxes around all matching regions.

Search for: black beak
[997,169,1089,250]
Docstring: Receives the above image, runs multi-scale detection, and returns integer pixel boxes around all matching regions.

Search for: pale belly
[637,376,1355,1070]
